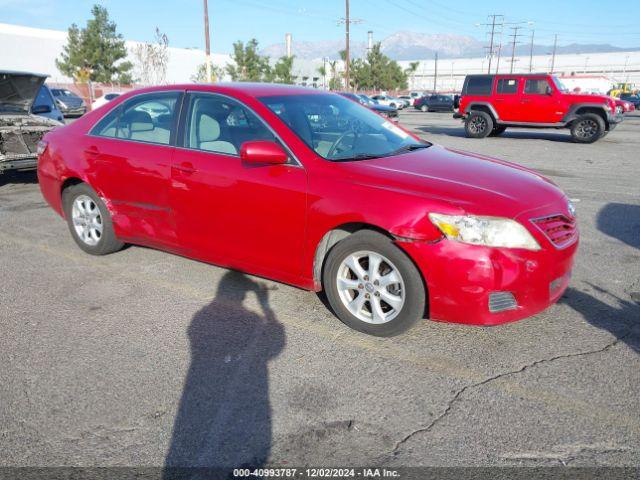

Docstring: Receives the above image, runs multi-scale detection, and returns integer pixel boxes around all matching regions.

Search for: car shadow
[597,203,640,249]
[414,126,574,143]
[163,270,285,478]
[0,170,38,187]
[561,284,640,354]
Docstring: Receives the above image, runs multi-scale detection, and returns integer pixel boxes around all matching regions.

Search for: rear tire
[420,105,428,112]
[570,113,605,143]
[62,183,124,255]
[322,230,426,337]
[489,125,507,137]
[464,111,493,138]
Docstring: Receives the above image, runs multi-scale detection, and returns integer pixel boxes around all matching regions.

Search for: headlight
[429,213,541,250]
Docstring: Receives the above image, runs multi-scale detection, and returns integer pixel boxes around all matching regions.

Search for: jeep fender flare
[562,103,609,126]
[464,102,500,122]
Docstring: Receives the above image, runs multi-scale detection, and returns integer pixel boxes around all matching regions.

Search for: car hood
[561,92,610,104]
[340,145,567,219]
[0,72,47,114]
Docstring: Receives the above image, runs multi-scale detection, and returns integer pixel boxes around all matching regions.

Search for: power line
[477,14,503,74]
[508,25,526,74]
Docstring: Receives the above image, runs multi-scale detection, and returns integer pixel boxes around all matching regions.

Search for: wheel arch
[466,102,499,122]
[565,104,609,128]
[312,223,430,318]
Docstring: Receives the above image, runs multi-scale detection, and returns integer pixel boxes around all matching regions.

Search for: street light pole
[345,0,350,91]
[203,0,212,82]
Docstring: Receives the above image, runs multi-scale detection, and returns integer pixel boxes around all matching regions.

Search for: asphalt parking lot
[1,110,639,469]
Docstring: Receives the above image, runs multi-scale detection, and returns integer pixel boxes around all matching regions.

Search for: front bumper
[0,155,38,172]
[398,235,578,326]
[61,105,87,116]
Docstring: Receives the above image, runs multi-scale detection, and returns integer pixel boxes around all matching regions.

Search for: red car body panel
[38,83,578,325]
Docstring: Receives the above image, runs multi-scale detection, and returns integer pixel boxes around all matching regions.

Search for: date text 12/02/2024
[232,468,400,478]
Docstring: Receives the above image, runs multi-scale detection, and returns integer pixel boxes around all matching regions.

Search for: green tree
[191,62,222,83]
[226,39,271,82]
[352,43,407,91]
[268,56,295,84]
[56,5,133,84]
[328,60,342,90]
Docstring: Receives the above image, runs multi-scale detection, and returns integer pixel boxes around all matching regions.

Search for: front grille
[489,292,517,313]
[531,214,577,248]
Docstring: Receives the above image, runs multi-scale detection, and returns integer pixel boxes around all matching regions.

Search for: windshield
[552,76,569,93]
[258,94,426,161]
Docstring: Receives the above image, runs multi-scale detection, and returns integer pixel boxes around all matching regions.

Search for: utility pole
[337,0,361,91]
[550,34,558,74]
[528,29,535,73]
[433,52,438,92]
[203,0,212,82]
[476,15,503,74]
[495,44,502,74]
[508,25,525,74]
[345,0,350,90]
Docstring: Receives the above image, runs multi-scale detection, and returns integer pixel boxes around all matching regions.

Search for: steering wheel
[327,131,358,159]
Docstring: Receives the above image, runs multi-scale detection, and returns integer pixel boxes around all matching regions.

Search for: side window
[466,76,493,95]
[524,79,551,95]
[184,94,275,155]
[497,78,519,94]
[92,92,180,145]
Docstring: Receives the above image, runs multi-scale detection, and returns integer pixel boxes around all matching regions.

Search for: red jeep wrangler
[454,74,621,143]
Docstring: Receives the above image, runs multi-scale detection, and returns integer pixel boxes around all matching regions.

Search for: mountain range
[261,31,639,61]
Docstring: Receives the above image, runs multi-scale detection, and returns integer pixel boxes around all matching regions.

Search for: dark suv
[454,74,622,143]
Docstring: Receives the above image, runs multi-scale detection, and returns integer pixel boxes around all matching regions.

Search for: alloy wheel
[575,119,598,139]
[469,116,486,134]
[336,250,405,324]
[71,195,103,246]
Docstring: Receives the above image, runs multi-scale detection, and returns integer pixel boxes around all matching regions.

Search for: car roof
[131,82,329,98]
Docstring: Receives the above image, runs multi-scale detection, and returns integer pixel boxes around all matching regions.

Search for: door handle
[84,146,100,158]
[172,162,196,174]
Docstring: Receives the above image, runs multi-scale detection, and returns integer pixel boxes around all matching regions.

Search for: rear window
[497,78,519,94]
[464,76,493,95]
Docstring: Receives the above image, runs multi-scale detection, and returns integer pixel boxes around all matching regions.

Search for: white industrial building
[1,22,638,94]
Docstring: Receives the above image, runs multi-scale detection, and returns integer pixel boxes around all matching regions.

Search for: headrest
[198,113,221,142]
[123,110,153,132]
[156,113,172,129]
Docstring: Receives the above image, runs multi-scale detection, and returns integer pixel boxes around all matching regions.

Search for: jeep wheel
[489,125,507,137]
[465,111,493,138]
[570,113,605,143]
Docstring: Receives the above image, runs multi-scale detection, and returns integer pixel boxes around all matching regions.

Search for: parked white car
[91,92,121,110]
[371,94,403,109]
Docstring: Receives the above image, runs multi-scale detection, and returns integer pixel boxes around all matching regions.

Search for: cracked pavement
[1,111,639,467]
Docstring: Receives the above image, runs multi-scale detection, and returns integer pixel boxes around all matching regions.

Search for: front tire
[62,183,124,255]
[464,110,493,138]
[570,113,605,143]
[420,105,428,112]
[322,230,426,337]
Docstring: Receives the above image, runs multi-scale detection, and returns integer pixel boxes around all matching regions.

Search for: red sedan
[38,84,578,336]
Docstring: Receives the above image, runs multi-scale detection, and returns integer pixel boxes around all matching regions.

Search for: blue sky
[2,0,639,52]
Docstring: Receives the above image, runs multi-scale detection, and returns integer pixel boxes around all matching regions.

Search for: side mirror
[240,140,288,165]
[546,86,554,95]
[32,104,52,114]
